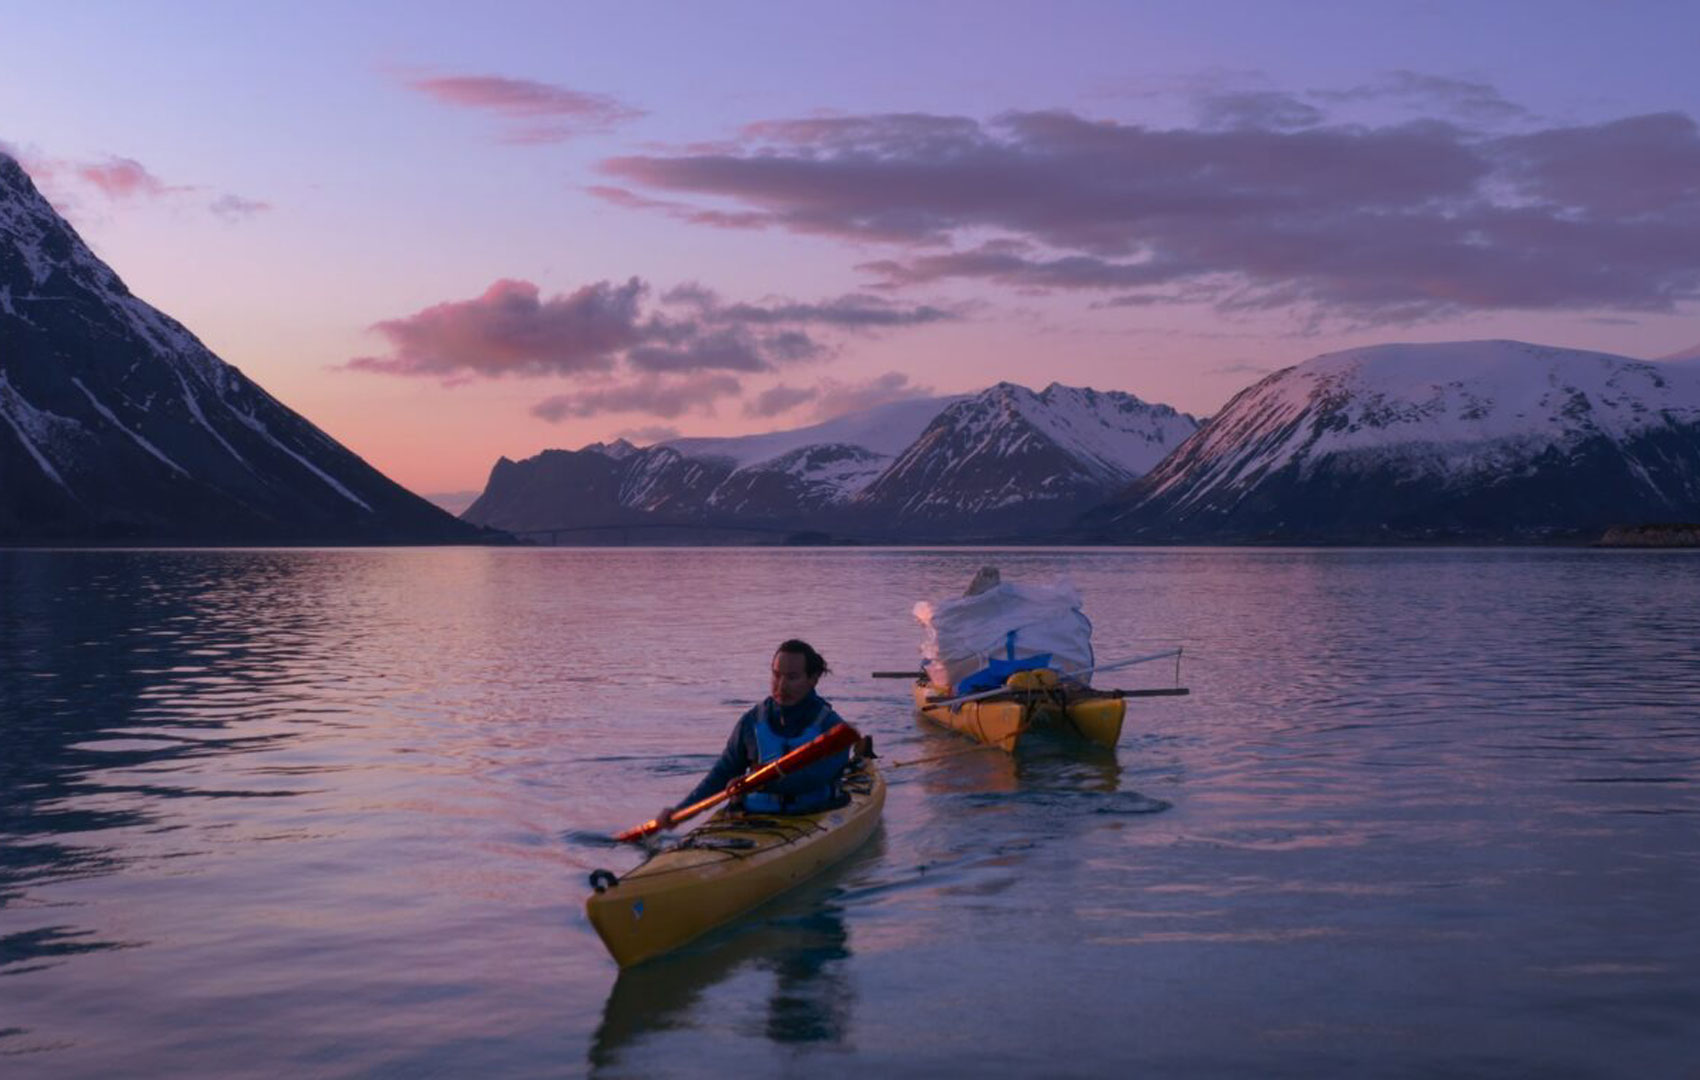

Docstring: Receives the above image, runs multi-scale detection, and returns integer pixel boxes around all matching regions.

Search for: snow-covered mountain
[666,394,964,469]
[852,382,1198,531]
[0,152,484,543]
[462,394,957,536]
[1084,340,1700,542]
[463,382,1197,540]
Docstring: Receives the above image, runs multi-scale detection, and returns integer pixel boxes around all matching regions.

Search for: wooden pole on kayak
[879,647,1185,688]
[612,721,862,843]
[1059,648,1183,684]
[920,649,1185,709]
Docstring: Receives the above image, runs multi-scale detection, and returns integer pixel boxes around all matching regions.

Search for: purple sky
[4,0,1698,493]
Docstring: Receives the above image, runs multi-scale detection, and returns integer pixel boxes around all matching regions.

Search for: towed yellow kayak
[912,669,1128,750]
[586,758,885,967]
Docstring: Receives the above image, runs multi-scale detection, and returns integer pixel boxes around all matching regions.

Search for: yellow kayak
[586,759,885,967]
[911,672,1127,750]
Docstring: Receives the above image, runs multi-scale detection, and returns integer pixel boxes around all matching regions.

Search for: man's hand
[655,807,676,829]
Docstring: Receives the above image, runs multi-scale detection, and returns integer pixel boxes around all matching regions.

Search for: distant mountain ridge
[463,382,1200,540]
[664,394,966,468]
[0,152,486,543]
[850,382,1196,528]
[1084,340,1700,542]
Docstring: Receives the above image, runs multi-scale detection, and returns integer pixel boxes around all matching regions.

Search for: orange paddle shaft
[614,721,861,842]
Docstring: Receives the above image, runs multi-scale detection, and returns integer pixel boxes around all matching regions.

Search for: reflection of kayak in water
[586,758,885,968]
[588,897,857,1071]
[912,670,1128,750]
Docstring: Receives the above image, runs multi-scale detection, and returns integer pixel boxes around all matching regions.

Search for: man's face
[771,650,817,707]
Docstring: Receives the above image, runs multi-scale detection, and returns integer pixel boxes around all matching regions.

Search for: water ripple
[1,547,1697,1077]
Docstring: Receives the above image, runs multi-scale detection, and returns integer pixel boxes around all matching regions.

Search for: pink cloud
[6,147,266,221]
[1194,91,1325,132]
[810,371,932,419]
[744,383,818,418]
[209,193,271,220]
[1310,71,1531,125]
[77,156,178,199]
[627,328,780,373]
[615,424,682,443]
[587,183,771,229]
[408,74,643,142]
[712,293,954,329]
[1204,361,1275,377]
[598,100,1700,324]
[586,184,677,212]
[350,275,952,420]
[860,242,1184,292]
[349,277,948,383]
[1494,113,1700,218]
[350,278,646,379]
[532,373,741,421]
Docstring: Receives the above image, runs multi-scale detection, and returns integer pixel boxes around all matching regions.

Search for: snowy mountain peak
[3,152,232,392]
[1,152,478,542]
[977,379,1196,480]
[466,378,1198,539]
[1218,339,1700,464]
[850,379,1199,526]
[661,393,964,469]
[2,152,130,304]
[579,437,640,460]
[1091,339,1700,542]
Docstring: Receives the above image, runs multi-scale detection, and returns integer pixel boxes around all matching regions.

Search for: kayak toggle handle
[589,868,619,893]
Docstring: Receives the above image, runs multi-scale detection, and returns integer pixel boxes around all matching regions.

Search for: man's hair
[775,639,829,678]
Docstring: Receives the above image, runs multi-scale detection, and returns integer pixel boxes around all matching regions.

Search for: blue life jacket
[743,697,841,814]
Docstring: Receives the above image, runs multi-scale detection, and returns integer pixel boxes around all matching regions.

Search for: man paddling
[657,639,852,826]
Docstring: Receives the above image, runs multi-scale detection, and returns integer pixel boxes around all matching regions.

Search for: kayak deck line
[614,813,837,884]
[918,686,1129,707]
[911,677,1129,750]
[586,760,885,968]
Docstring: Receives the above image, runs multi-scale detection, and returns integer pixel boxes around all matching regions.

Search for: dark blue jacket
[677,692,849,811]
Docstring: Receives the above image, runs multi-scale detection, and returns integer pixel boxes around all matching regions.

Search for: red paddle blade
[613,721,861,843]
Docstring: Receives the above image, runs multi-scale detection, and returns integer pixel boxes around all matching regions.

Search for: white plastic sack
[913,579,1095,691]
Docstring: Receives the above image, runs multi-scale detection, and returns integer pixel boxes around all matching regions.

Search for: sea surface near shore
[2,546,1696,1077]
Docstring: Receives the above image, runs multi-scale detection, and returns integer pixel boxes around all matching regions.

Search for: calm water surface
[2,547,1697,1078]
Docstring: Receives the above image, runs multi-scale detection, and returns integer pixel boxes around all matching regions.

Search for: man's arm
[675,712,756,809]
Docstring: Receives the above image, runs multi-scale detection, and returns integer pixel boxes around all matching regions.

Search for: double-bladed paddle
[613,721,862,843]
